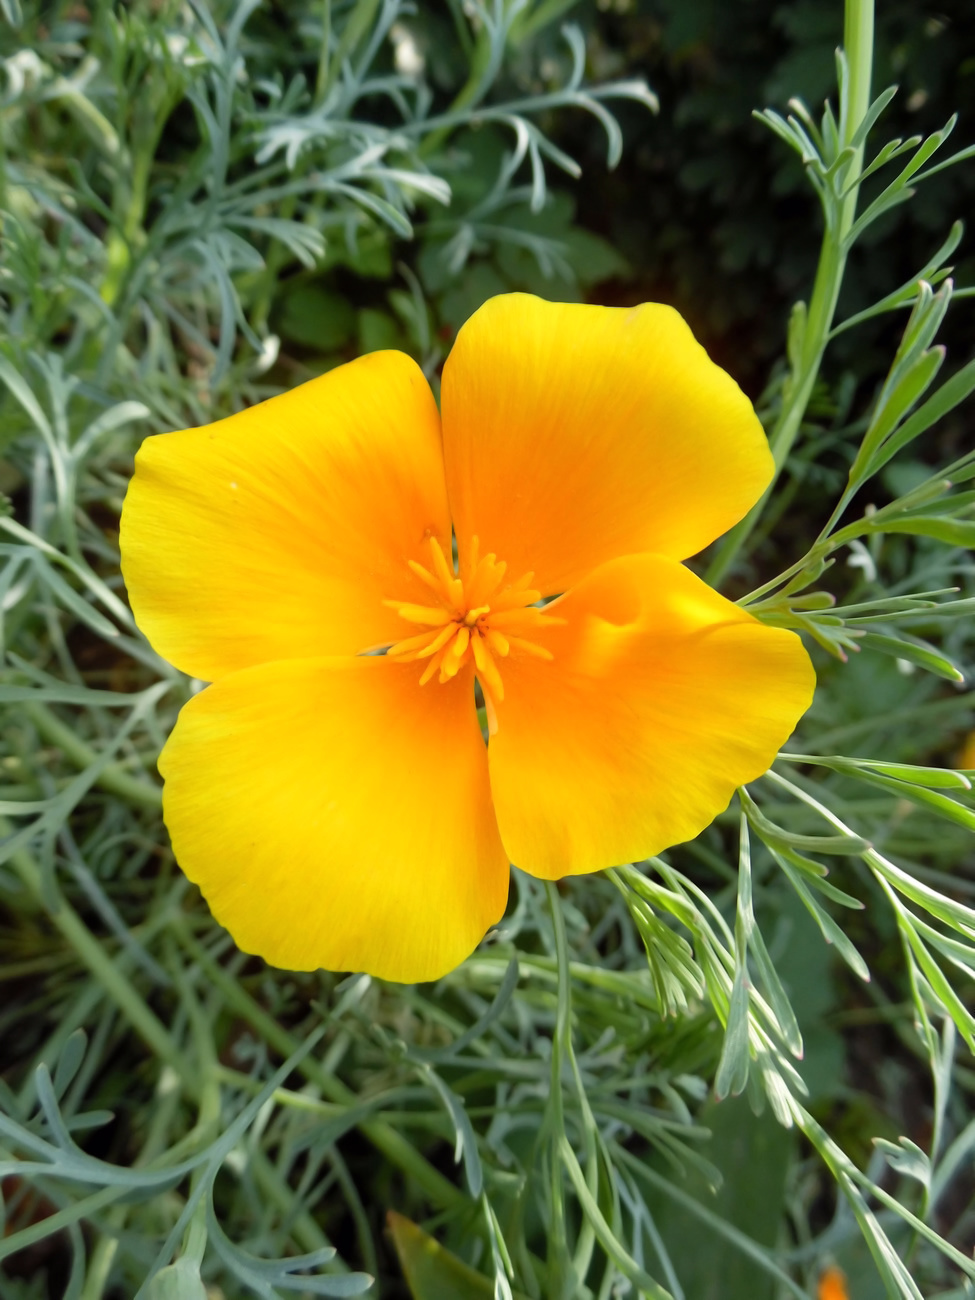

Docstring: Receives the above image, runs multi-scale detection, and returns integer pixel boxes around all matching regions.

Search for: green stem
[546,883,572,1127]
[174,957,221,1266]
[79,1080,184,1300]
[173,921,468,1214]
[544,881,572,1300]
[24,701,163,810]
[315,0,333,103]
[705,0,874,588]
[3,826,194,1087]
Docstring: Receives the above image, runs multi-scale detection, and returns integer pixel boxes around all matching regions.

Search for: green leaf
[868,851,975,940]
[559,1139,674,1300]
[847,85,899,152]
[873,1136,930,1186]
[831,221,963,338]
[52,1029,88,1099]
[800,757,971,791]
[714,968,750,1099]
[639,1097,796,1300]
[627,892,706,1015]
[871,515,975,547]
[849,345,945,487]
[899,920,975,1052]
[275,285,355,351]
[388,1213,495,1299]
[560,228,630,286]
[857,355,975,481]
[322,227,393,279]
[858,632,964,683]
[144,1259,208,1300]
[786,299,807,373]
[420,1068,483,1197]
[740,790,868,855]
[356,307,405,354]
[823,765,975,833]
[749,922,803,1056]
[845,119,957,247]
[0,354,53,440]
[774,855,870,982]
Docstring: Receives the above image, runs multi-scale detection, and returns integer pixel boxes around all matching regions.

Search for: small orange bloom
[818,1264,850,1300]
[120,294,815,981]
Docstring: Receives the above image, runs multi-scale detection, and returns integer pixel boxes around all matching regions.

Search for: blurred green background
[4,1,975,1296]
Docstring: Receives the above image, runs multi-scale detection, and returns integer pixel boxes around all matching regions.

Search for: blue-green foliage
[3,1,975,1298]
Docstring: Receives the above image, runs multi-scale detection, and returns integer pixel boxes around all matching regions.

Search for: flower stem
[23,701,163,810]
[544,880,572,1299]
[704,0,875,589]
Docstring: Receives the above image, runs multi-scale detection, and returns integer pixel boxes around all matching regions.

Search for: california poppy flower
[120,294,815,981]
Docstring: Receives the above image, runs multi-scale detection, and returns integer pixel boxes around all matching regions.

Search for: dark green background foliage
[247,0,975,392]
[566,0,975,385]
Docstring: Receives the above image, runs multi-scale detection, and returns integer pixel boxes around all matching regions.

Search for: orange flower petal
[487,553,815,878]
[818,1267,850,1300]
[440,294,773,594]
[159,658,510,981]
[120,352,450,681]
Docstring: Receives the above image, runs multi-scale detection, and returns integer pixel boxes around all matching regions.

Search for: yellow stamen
[450,625,470,659]
[490,605,566,631]
[465,534,481,580]
[417,623,460,658]
[407,558,441,593]
[382,536,562,707]
[481,682,499,736]
[471,632,505,701]
[384,600,453,627]
[485,629,509,657]
[508,636,554,661]
[387,629,441,656]
[428,536,455,588]
[418,651,444,686]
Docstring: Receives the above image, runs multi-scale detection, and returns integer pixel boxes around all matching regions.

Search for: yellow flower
[120,294,815,982]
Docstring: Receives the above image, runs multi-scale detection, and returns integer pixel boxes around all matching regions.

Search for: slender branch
[705,0,875,587]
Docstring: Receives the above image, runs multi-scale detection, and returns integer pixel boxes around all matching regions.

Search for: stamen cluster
[385,537,562,722]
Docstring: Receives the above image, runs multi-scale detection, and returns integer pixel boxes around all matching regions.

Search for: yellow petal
[487,553,815,878]
[441,294,772,593]
[120,352,450,681]
[159,658,510,982]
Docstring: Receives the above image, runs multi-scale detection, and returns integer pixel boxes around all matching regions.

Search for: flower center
[384,535,563,726]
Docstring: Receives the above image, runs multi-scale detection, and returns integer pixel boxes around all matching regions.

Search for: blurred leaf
[276,285,355,351]
[647,1096,794,1300]
[388,1212,494,1299]
[714,967,750,1099]
[144,1259,208,1300]
[859,632,965,683]
[357,307,406,354]
[774,854,871,984]
[322,228,394,279]
[872,516,975,547]
[438,264,508,331]
[768,889,847,1100]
